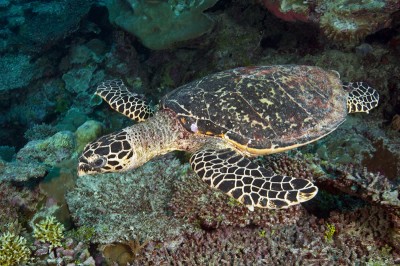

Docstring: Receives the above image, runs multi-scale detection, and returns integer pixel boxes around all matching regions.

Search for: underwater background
[0,0,400,265]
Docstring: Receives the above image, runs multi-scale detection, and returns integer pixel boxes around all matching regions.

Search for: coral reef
[0,232,31,266]
[0,54,41,91]
[0,160,47,182]
[33,216,65,250]
[24,124,58,142]
[0,0,399,265]
[131,206,396,265]
[0,0,96,54]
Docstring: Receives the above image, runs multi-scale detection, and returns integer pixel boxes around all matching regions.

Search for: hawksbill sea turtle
[78,65,379,211]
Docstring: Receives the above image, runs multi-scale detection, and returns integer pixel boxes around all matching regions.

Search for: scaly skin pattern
[78,110,207,176]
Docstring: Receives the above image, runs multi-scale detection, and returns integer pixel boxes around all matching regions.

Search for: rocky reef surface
[0,0,399,265]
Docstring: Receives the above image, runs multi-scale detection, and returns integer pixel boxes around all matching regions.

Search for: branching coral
[33,216,65,250]
[0,232,31,266]
[132,206,396,265]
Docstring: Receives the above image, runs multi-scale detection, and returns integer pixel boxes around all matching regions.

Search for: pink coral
[131,206,396,265]
[260,0,310,22]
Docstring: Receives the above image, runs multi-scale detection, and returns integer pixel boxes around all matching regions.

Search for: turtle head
[78,130,135,176]
[343,82,379,114]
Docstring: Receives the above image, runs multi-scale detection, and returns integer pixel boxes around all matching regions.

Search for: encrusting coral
[258,0,400,44]
[0,232,31,266]
[33,216,65,250]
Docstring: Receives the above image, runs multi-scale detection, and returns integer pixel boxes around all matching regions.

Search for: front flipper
[343,82,379,114]
[96,80,155,122]
[190,149,318,211]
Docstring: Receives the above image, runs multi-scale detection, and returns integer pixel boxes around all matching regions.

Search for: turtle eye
[92,157,106,168]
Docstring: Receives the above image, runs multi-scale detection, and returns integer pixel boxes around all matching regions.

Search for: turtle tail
[343,82,379,114]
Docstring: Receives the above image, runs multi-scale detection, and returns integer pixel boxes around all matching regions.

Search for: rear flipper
[96,80,155,122]
[343,82,379,114]
[190,149,318,211]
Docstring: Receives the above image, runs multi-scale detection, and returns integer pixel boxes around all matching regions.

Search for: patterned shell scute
[161,65,347,151]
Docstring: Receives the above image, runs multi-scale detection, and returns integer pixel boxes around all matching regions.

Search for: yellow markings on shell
[241,114,250,122]
[259,98,274,106]
[289,123,298,128]
[275,112,283,122]
[269,88,276,96]
[250,120,265,128]
[304,117,313,123]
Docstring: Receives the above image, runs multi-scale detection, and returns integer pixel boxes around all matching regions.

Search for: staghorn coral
[317,161,400,208]
[33,216,65,250]
[131,206,396,265]
[327,206,395,260]
[0,232,31,266]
